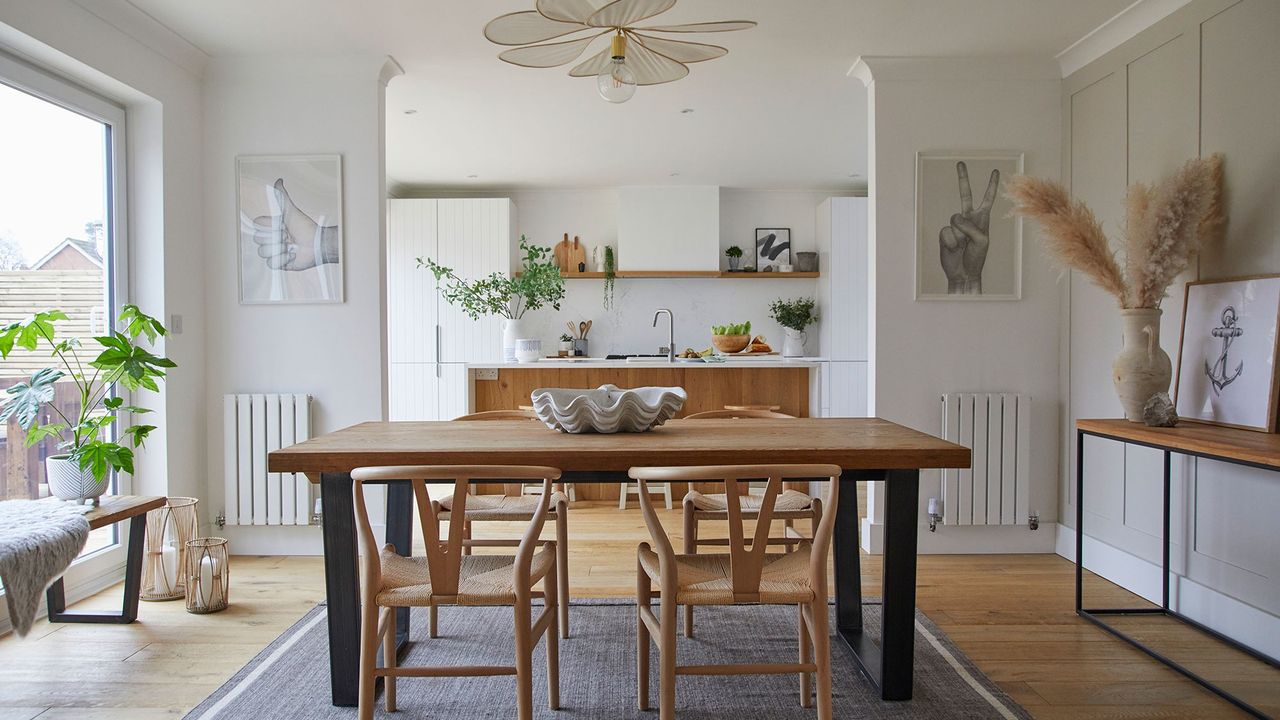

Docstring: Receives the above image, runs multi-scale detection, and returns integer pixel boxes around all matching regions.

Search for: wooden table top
[36,495,166,530]
[1077,419,1280,469]
[268,418,970,476]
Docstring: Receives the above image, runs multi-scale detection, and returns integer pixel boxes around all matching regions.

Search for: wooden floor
[0,501,1274,719]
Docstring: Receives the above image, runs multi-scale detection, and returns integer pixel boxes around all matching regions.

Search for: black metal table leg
[46,512,146,624]
[834,470,869,638]
[320,472,360,707]
[835,468,919,701]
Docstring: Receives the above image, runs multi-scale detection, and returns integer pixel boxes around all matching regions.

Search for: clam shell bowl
[530,384,687,434]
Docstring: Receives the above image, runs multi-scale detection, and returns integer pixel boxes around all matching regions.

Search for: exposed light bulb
[597,33,636,103]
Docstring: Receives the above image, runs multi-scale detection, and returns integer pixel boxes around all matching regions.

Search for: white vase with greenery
[420,236,565,362]
[769,297,818,358]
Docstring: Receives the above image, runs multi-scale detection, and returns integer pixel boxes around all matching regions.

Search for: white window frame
[0,49,131,629]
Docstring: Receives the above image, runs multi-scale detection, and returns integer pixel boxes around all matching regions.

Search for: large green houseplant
[419,236,565,361]
[0,306,174,504]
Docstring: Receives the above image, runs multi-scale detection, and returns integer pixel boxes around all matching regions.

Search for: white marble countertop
[467,357,827,369]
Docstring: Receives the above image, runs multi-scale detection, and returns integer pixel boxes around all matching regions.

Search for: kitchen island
[468,358,823,418]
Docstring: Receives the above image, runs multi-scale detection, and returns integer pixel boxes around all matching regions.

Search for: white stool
[619,481,672,510]
[522,482,576,502]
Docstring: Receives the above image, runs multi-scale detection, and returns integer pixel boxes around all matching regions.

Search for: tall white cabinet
[387,198,514,420]
[814,197,870,417]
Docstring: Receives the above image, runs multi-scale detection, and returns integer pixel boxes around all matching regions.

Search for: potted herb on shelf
[420,235,565,362]
[558,333,574,357]
[725,245,744,271]
[0,306,175,505]
[769,297,818,358]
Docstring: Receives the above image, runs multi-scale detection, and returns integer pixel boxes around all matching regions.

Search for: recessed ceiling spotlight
[403,109,418,115]
[467,174,479,179]
[680,108,695,114]
[670,172,681,177]
[848,173,861,178]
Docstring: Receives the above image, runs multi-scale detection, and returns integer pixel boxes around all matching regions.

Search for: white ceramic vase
[782,328,806,357]
[502,318,524,363]
[1112,308,1172,422]
[46,455,109,505]
[515,338,542,363]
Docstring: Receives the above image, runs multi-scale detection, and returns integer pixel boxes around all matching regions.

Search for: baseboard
[218,524,326,556]
[0,557,126,637]
[1056,524,1280,659]
[860,519,1058,555]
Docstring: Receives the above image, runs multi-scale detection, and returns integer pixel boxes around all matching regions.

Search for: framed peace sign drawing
[915,150,1023,300]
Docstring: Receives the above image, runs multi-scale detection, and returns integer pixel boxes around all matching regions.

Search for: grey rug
[186,600,1027,719]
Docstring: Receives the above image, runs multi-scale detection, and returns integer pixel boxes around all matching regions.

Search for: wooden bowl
[711,334,751,354]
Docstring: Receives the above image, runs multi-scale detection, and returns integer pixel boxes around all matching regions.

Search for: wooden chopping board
[553,233,572,272]
[567,236,587,273]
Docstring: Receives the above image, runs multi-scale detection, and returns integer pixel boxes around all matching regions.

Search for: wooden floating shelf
[519,271,820,279]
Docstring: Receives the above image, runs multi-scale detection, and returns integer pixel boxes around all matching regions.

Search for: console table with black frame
[1075,419,1280,720]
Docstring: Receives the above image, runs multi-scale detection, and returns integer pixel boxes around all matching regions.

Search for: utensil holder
[141,497,199,601]
[185,537,230,614]
[573,339,589,357]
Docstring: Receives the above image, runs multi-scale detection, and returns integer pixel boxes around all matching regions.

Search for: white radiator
[940,393,1030,526]
[223,393,312,526]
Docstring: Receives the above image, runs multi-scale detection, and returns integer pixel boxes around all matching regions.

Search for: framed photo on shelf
[237,154,344,304]
[1174,274,1280,432]
[915,150,1023,300]
[755,228,791,270]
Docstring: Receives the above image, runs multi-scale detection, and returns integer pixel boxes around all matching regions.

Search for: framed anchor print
[1174,274,1280,432]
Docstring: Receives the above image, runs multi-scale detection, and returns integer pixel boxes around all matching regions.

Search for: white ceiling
[126,0,1131,191]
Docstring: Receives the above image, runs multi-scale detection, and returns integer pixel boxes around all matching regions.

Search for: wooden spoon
[582,320,592,338]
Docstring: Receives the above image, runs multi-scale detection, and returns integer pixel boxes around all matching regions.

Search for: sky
[0,81,106,266]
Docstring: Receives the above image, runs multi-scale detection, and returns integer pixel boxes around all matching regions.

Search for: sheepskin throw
[0,499,90,636]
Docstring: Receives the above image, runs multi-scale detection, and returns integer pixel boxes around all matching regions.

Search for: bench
[44,495,165,624]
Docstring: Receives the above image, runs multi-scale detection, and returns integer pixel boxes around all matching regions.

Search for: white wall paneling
[1062,0,1280,643]
[815,197,869,363]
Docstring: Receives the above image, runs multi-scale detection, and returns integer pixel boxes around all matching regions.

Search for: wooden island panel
[472,365,811,499]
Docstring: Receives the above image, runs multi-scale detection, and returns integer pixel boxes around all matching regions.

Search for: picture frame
[755,228,791,270]
[237,154,344,304]
[1174,274,1280,432]
[914,150,1023,300]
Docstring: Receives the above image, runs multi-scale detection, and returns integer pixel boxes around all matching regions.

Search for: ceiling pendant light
[484,0,755,103]
[597,32,636,103]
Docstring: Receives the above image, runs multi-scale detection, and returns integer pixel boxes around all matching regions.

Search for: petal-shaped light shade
[499,32,607,68]
[536,0,599,23]
[631,33,726,63]
[587,0,676,28]
[637,20,758,33]
[568,48,612,77]
[624,37,689,84]
[484,11,589,46]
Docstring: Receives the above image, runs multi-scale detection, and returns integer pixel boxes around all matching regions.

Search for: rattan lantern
[185,537,230,614]
[141,497,199,601]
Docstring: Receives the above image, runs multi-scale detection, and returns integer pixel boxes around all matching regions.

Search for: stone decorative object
[531,384,687,434]
[1142,392,1179,427]
[795,251,819,272]
[1113,308,1172,422]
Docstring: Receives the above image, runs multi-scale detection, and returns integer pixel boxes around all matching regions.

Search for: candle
[160,544,178,593]
[194,555,217,609]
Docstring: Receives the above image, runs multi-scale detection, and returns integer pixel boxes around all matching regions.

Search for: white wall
[1061,0,1280,655]
[203,55,400,548]
[401,187,854,358]
[0,0,206,501]
[854,57,1063,553]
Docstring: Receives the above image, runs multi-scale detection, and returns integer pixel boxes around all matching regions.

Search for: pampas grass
[1007,154,1224,308]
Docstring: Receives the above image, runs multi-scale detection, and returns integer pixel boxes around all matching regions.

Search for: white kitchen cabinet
[815,197,869,362]
[387,198,512,419]
[826,361,869,417]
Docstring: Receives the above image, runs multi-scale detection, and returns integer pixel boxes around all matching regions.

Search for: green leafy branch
[768,297,818,331]
[0,305,174,482]
[418,236,564,320]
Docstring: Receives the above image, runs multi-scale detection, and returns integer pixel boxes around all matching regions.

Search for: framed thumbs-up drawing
[237,154,345,304]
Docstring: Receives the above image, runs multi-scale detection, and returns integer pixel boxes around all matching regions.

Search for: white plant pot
[515,338,542,363]
[502,318,525,363]
[1113,308,1172,422]
[782,328,807,358]
[46,455,109,505]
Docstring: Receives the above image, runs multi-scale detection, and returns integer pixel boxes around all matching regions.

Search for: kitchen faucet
[653,308,674,362]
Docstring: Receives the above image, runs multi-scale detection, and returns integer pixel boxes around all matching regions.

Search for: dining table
[267,417,970,707]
